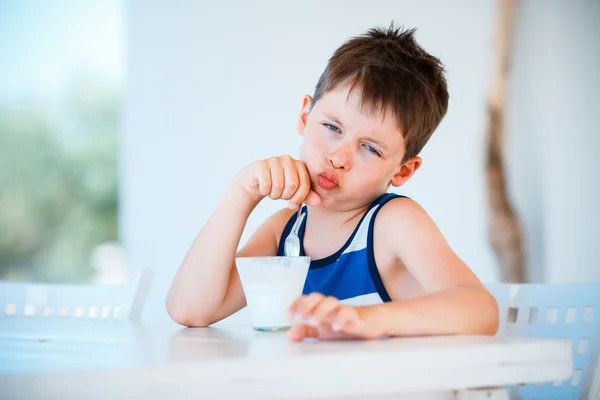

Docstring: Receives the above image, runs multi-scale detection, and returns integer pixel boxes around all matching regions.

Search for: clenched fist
[235,155,321,209]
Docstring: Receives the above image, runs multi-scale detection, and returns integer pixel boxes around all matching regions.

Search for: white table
[0,318,572,399]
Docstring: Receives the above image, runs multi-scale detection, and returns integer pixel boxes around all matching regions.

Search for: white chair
[487,283,600,400]
[0,267,153,322]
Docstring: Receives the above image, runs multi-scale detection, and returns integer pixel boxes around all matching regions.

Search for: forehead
[314,84,402,137]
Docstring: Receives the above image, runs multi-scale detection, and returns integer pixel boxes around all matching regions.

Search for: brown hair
[312,23,449,163]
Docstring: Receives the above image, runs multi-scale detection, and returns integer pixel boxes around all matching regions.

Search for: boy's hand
[287,293,382,341]
[235,155,321,210]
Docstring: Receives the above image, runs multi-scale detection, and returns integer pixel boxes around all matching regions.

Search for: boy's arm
[165,185,271,327]
[166,155,319,328]
[368,198,499,336]
[288,198,499,341]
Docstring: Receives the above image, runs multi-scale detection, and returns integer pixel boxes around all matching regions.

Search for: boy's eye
[324,123,340,133]
[364,144,381,157]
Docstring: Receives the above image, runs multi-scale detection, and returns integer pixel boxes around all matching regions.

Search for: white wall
[123,0,598,322]
[506,0,600,283]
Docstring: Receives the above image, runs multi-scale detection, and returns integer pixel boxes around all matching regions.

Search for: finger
[281,156,299,201]
[255,160,272,197]
[333,307,362,334]
[288,324,319,342]
[267,158,284,199]
[305,190,322,207]
[311,297,342,326]
[288,161,311,209]
[298,163,322,207]
[287,295,303,320]
[292,293,325,321]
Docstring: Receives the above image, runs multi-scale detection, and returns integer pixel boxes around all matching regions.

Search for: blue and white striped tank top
[277,192,406,306]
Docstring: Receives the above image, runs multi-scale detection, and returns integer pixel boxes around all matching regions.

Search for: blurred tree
[0,81,119,283]
[486,0,525,282]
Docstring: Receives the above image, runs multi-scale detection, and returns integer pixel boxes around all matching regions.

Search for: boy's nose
[327,145,352,171]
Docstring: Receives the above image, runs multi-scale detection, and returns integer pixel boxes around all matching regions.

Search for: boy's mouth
[317,171,339,190]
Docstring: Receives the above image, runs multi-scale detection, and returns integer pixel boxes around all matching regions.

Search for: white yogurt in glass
[236,256,310,331]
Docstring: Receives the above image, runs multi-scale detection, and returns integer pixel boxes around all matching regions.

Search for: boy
[166,24,499,341]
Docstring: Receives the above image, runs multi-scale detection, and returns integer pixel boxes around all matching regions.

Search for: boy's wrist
[357,304,392,338]
[224,184,262,214]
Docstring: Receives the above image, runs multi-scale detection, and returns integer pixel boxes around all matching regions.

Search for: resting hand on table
[287,293,382,341]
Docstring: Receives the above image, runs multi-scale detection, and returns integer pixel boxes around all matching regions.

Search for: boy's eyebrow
[323,113,345,129]
[323,112,391,151]
[365,137,389,151]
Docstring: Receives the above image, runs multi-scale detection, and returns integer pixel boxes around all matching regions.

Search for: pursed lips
[317,170,340,190]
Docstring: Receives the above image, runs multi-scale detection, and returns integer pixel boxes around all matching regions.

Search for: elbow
[453,286,499,336]
[475,290,500,336]
[165,294,212,328]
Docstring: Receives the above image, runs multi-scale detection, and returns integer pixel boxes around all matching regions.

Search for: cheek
[302,127,327,156]
[298,135,317,164]
[349,163,393,187]
[354,171,380,187]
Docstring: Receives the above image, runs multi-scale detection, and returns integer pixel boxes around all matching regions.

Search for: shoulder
[248,206,296,242]
[239,207,297,256]
[373,196,484,293]
[268,207,297,246]
[270,207,297,225]
[374,196,442,254]
[376,196,431,228]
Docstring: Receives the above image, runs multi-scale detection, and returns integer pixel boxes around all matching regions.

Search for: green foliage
[0,82,119,283]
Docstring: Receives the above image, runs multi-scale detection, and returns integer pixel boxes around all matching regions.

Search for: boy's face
[297,84,421,211]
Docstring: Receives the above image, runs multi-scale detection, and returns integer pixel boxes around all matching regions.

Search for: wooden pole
[486,0,526,283]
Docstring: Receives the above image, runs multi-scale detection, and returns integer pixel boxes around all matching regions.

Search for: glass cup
[236,256,310,332]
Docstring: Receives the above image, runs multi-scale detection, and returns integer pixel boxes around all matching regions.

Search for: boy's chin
[310,191,355,212]
[307,189,335,209]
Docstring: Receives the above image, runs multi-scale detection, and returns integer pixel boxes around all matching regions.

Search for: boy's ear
[390,156,422,187]
[296,95,313,136]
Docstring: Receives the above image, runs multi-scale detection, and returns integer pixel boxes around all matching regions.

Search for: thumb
[304,190,322,207]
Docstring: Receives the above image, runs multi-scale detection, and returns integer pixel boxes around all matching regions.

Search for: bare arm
[368,198,499,336]
[166,185,274,327]
[287,198,498,341]
[166,155,320,327]
[361,286,498,336]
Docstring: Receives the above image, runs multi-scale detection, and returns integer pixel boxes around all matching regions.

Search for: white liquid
[235,256,310,331]
[244,287,300,330]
